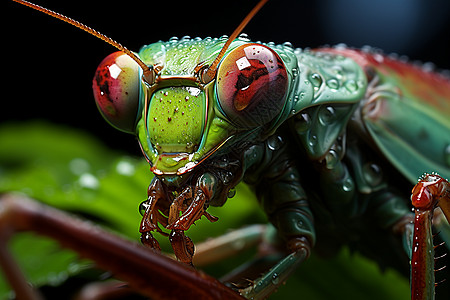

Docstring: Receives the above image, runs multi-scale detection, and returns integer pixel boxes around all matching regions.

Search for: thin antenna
[12,0,153,79]
[197,0,269,83]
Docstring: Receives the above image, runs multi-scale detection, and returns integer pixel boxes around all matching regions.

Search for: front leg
[139,177,169,251]
[168,173,219,231]
[167,173,219,265]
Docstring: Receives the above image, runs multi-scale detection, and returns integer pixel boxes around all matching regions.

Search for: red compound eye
[93,52,142,133]
[215,43,288,128]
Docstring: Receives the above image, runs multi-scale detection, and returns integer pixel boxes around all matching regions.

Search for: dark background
[5,0,450,156]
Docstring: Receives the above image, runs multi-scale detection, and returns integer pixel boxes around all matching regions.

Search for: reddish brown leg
[165,175,219,265]
[410,173,449,300]
[167,189,212,265]
[168,188,212,231]
[0,194,243,300]
[139,178,169,251]
[169,230,195,266]
[168,186,192,226]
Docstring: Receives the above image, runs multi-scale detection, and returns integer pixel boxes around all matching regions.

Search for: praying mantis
[2,0,449,299]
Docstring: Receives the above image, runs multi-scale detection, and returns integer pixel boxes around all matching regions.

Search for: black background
[5,0,450,156]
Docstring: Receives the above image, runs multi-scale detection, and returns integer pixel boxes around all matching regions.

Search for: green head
[15,0,292,178]
[93,36,295,176]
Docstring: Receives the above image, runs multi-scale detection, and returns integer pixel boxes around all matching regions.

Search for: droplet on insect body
[280,41,292,48]
[342,178,354,192]
[362,163,383,187]
[238,33,250,41]
[326,78,339,90]
[310,73,322,88]
[324,150,339,170]
[271,273,280,285]
[267,135,283,151]
[308,135,317,147]
[344,80,358,92]
[318,106,335,125]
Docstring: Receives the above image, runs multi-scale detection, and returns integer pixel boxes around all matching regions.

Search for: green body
[132,35,449,280]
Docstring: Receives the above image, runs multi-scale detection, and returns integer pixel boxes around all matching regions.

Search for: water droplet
[326,78,339,90]
[69,158,90,175]
[310,73,322,87]
[267,135,283,151]
[228,187,236,198]
[342,177,354,192]
[283,41,293,49]
[344,80,358,92]
[324,149,339,169]
[78,173,99,189]
[116,160,135,176]
[271,273,280,285]
[294,113,310,133]
[362,163,383,187]
[308,135,317,147]
[318,106,335,125]
[331,65,343,78]
[238,33,250,41]
[374,53,384,63]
